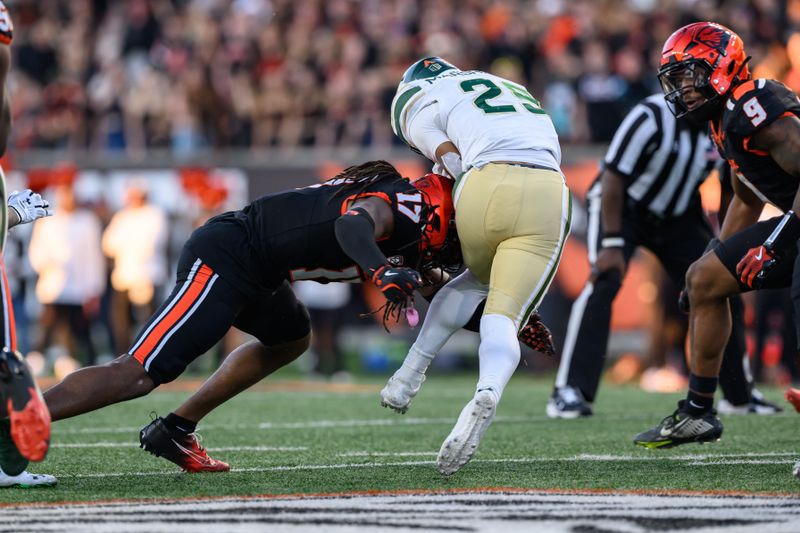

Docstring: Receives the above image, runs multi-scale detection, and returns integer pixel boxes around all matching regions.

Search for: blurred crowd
[5,0,800,386]
[5,0,798,153]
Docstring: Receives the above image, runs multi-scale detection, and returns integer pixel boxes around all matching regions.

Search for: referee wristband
[601,235,625,249]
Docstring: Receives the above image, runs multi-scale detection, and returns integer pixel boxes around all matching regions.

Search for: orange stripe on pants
[132,264,214,363]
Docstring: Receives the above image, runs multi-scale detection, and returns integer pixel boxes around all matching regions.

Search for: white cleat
[437,389,497,476]
[793,461,800,480]
[0,469,57,488]
[380,369,425,414]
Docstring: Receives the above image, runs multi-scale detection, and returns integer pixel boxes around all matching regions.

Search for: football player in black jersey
[12,160,551,473]
[633,23,800,462]
[27,160,457,471]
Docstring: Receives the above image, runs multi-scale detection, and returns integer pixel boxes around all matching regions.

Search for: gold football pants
[453,163,572,330]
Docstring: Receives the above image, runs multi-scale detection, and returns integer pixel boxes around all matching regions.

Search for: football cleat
[0,468,57,488]
[437,389,497,476]
[380,366,426,414]
[793,461,800,480]
[718,389,783,415]
[0,348,50,462]
[633,401,723,449]
[546,386,593,419]
[785,387,800,413]
[139,417,230,473]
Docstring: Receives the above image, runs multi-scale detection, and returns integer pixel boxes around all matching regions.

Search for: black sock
[164,413,197,435]
[685,390,714,416]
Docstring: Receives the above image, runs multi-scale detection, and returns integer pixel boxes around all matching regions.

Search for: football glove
[371,265,422,305]
[8,189,53,225]
[736,245,777,289]
[518,312,556,357]
[0,2,12,45]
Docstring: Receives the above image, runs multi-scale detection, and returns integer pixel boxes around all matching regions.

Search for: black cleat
[633,401,723,449]
[140,416,230,473]
[546,386,593,419]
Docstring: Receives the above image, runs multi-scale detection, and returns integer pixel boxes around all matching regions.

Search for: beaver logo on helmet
[693,25,731,53]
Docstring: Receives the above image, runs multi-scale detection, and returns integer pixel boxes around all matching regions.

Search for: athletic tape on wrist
[600,237,625,248]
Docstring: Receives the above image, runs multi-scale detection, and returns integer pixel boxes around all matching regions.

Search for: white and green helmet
[400,56,460,85]
[391,57,460,147]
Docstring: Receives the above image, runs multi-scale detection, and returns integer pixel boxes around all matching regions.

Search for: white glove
[8,189,53,225]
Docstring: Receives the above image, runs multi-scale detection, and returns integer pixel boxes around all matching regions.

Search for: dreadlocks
[330,160,407,199]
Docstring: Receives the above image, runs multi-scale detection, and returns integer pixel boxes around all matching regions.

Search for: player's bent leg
[685,252,743,378]
[634,252,741,449]
[139,336,310,473]
[381,270,488,414]
[44,354,156,422]
[436,313,516,475]
[176,336,310,423]
[141,284,311,473]
[438,220,570,475]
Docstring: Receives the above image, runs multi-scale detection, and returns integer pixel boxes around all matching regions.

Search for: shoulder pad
[723,79,800,137]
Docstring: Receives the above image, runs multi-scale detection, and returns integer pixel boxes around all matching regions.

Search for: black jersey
[186,177,428,296]
[711,78,800,211]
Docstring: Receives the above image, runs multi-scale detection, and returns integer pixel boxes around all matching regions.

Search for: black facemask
[658,60,723,123]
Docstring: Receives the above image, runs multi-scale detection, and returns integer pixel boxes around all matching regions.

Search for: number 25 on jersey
[460,78,546,115]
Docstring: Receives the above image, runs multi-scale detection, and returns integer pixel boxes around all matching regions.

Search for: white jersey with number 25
[391,70,561,174]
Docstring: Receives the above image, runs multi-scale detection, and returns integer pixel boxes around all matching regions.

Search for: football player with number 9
[633,23,800,478]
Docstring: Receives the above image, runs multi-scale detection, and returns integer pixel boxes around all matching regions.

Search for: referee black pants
[555,188,751,404]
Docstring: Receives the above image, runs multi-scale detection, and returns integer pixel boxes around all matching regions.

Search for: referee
[547,94,780,418]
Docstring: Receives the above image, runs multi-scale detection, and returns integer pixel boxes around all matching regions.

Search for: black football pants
[555,188,751,405]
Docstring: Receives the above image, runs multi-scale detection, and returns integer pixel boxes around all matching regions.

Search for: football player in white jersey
[382,57,571,475]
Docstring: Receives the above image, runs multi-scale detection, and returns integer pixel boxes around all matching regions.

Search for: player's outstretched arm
[334,196,421,305]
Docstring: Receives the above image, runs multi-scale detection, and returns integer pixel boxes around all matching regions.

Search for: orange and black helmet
[658,22,750,120]
[410,173,461,273]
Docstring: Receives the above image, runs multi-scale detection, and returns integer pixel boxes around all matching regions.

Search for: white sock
[476,314,520,404]
[402,270,488,374]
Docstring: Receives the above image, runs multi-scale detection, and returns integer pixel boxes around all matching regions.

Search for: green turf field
[2,375,798,504]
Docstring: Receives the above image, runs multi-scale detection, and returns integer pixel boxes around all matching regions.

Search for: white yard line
[337,451,438,457]
[57,454,797,479]
[51,442,308,452]
[55,415,540,435]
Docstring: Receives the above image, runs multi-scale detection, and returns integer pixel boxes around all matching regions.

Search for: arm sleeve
[603,102,661,179]
[334,207,387,275]
[405,102,451,162]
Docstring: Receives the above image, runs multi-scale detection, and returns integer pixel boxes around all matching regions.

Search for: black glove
[371,265,422,305]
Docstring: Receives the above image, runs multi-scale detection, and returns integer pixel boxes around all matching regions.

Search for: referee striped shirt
[603,94,715,218]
